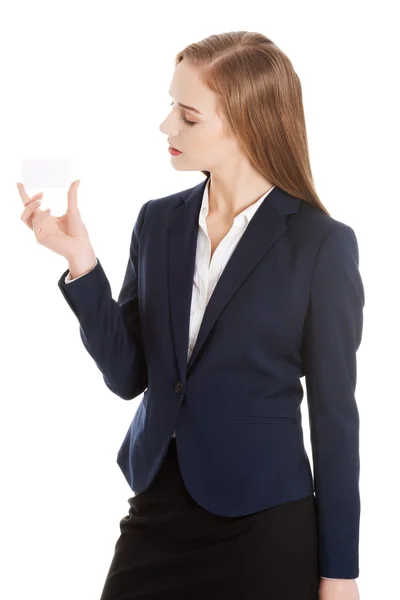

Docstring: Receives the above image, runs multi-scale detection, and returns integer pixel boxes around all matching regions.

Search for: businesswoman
[18,31,364,600]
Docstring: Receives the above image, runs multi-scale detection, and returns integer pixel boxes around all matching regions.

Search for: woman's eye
[183,117,196,127]
[169,101,196,126]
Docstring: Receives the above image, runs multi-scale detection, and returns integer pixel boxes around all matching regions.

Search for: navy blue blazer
[58,174,365,579]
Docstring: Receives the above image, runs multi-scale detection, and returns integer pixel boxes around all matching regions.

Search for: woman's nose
[159,110,181,134]
[159,119,178,137]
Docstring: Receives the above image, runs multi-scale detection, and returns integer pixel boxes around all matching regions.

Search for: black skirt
[99,437,319,600]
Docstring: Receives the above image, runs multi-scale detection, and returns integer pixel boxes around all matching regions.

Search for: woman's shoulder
[295,197,358,247]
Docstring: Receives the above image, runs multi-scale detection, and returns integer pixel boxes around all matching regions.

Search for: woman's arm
[57,200,153,400]
[302,224,365,579]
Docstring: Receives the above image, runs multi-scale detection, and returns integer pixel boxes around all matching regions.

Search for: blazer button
[175,381,183,393]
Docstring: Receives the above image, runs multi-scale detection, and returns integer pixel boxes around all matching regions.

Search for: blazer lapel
[168,176,301,379]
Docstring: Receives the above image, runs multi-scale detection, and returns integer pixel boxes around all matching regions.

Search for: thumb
[67,180,80,212]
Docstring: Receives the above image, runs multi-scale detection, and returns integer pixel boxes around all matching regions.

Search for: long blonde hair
[174,31,330,215]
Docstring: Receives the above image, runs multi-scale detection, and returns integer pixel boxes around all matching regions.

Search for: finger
[21,200,41,221]
[20,200,42,228]
[17,183,43,206]
[67,180,80,212]
[26,192,43,206]
[32,208,51,237]
[16,182,32,206]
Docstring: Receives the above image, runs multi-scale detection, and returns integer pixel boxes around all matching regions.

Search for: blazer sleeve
[57,199,152,400]
[64,258,98,283]
[302,223,365,579]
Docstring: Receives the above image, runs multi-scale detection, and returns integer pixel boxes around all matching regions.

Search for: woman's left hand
[319,578,360,599]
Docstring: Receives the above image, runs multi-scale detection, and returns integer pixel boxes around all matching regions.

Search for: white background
[1,1,399,598]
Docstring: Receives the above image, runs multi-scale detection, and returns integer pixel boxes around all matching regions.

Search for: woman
[18,31,364,600]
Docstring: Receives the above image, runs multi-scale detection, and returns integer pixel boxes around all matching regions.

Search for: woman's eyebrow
[168,90,203,115]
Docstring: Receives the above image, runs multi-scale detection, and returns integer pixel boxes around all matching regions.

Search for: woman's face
[159,60,240,173]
